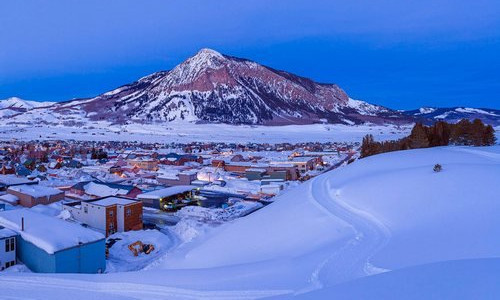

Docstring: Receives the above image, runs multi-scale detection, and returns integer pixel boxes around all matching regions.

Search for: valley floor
[0,123,411,143]
[1,146,499,299]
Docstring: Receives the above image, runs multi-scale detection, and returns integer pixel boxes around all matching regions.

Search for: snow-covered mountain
[0,97,55,118]
[403,107,500,126]
[0,49,409,126]
[0,97,54,109]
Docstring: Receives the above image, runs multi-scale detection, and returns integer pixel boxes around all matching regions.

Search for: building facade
[63,196,143,236]
[0,227,17,271]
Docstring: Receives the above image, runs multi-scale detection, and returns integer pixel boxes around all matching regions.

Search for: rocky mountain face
[2,49,409,126]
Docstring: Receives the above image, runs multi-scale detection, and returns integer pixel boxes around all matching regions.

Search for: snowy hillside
[0,97,55,118]
[2,146,499,299]
[0,97,55,109]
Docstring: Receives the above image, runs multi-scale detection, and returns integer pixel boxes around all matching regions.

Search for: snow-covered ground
[0,123,410,143]
[106,230,174,273]
[1,146,499,299]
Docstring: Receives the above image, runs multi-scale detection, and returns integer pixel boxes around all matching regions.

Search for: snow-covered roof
[8,184,63,197]
[0,175,32,186]
[138,185,195,200]
[0,209,104,254]
[290,157,315,163]
[0,226,17,239]
[83,182,129,197]
[90,197,138,207]
[0,193,19,204]
[246,168,266,173]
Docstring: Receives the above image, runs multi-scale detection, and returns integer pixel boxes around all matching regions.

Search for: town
[0,139,356,273]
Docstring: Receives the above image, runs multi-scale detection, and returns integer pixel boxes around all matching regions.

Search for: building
[137,186,195,211]
[69,181,142,199]
[245,168,267,181]
[287,156,320,173]
[0,194,19,206]
[63,196,143,237]
[0,209,106,273]
[6,185,64,208]
[0,174,36,191]
[157,171,198,186]
[128,158,158,171]
[159,153,203,166]
[0,226,17,271]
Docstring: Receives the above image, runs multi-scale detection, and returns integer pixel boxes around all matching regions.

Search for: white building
[0,226,17,271]
[63,197,143,237]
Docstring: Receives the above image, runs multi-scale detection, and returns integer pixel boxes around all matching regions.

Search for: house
[159,153,203,166]
[0,165,15,175]
[157,171,198,186]
[0,194,19,206]
[0,174,36,191]
[0,226,17,271]
[69,181,142,199]
[6,185,64,207]
[287,157,318,173]
[109,165,122,174]
[245,168,267,181]
[0,209,106,273]
[15,165,31,176]
[137,186,195,211]
[63,196,143,237]
[128,158,158,171]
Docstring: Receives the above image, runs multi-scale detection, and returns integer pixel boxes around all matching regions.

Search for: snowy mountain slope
[0,49,409,127]
[1,146,499,299]
[0,97,55,109]
[403,106,500,126]
[0,97,55,118]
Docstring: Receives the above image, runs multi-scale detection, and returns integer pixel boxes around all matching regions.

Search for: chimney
[21,217,24,231]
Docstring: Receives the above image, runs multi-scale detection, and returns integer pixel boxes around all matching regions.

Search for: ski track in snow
[305,171,391,290]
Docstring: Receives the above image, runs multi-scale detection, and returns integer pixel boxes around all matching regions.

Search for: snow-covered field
[0,123,410,143]
[1,146,499,299]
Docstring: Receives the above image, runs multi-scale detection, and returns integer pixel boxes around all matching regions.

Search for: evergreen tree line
[361,119,496,158]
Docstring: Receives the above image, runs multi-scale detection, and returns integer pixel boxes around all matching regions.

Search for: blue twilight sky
[0,0,499,109]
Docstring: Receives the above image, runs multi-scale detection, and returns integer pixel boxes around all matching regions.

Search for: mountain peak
[196,48,223,58]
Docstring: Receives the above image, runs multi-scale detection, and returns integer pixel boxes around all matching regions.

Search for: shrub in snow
[433,164,442,172]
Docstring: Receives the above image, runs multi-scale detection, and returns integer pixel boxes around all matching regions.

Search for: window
[126,208,131,217]
[109,210,114,217]
[84,206,88,213]
[6,260,15,268]
[5,237,14,252]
